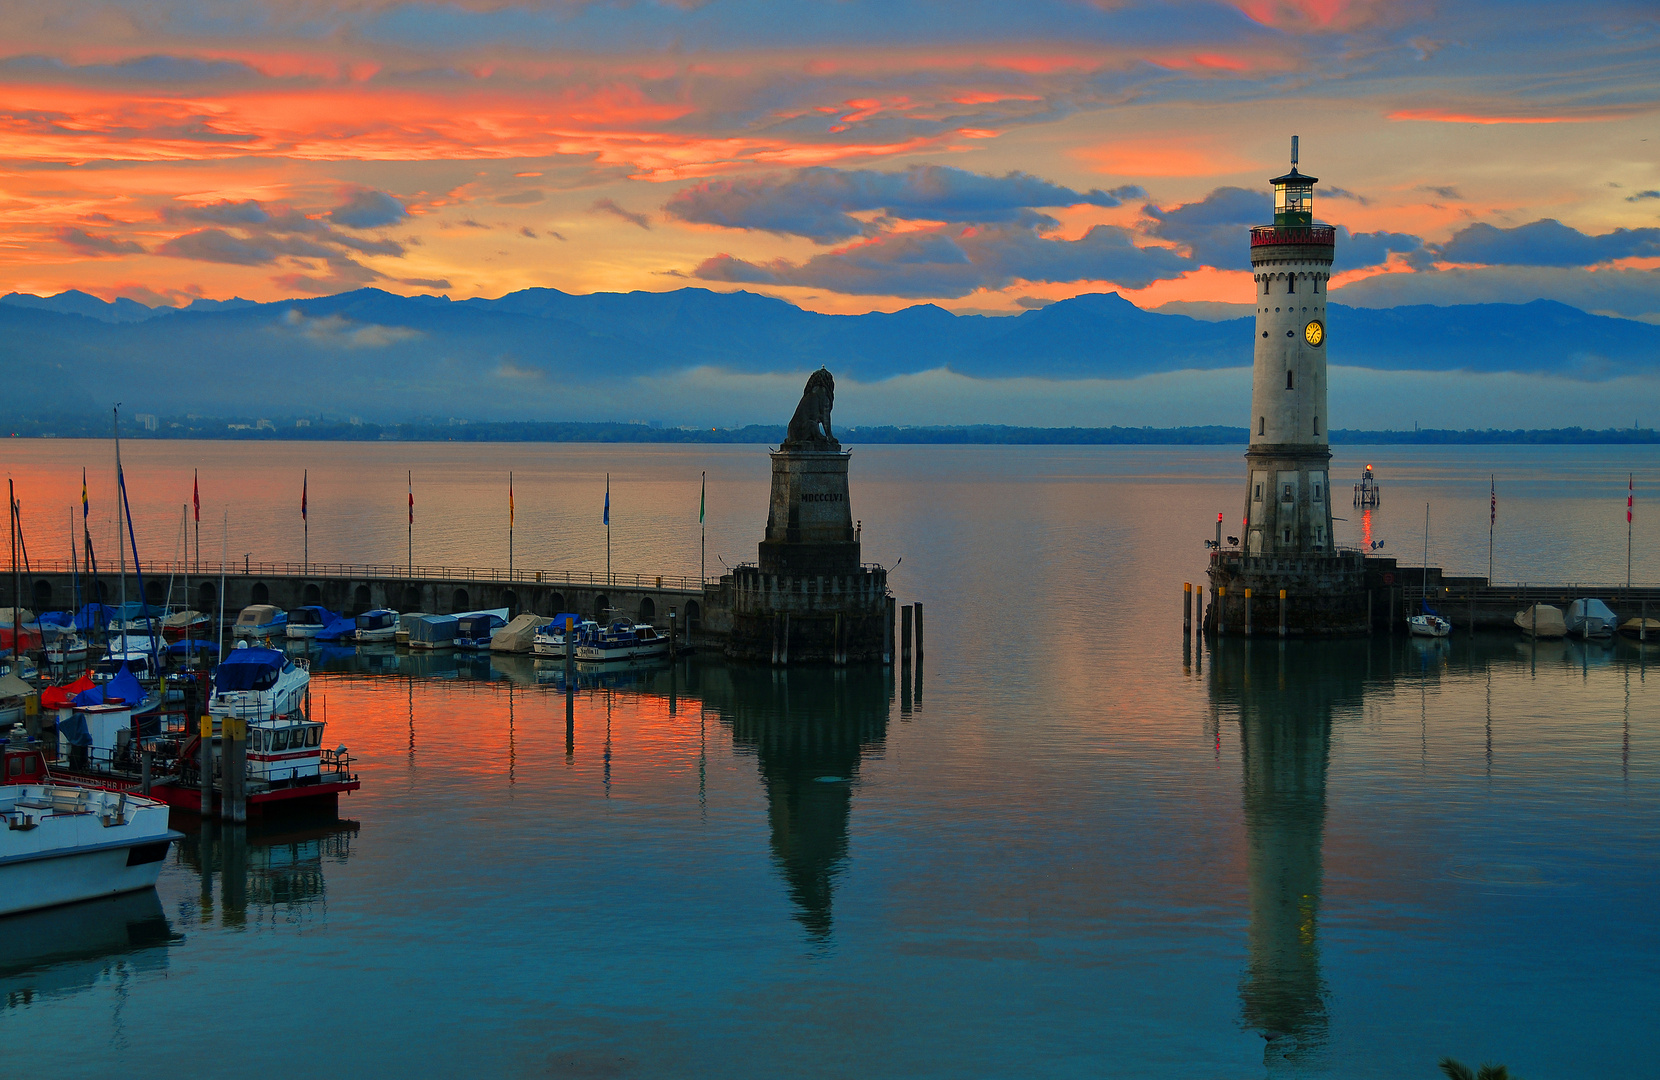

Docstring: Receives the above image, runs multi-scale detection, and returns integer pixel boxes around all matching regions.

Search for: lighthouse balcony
[1250,224,1335,247]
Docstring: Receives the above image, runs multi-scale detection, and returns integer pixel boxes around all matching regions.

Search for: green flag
[699,471,705,523]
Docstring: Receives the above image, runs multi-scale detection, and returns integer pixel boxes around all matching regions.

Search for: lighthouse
[1243,136,1335,557]
[1207,136,1370,637]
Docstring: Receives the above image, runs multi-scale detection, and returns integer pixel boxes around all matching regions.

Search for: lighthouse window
[1254,483,1263,500]
[1283,527,1293,544]
[1282,484,1294,501]
[1286,370,1294,389]
[1313,482,1322,500]
[1258,417,1265,436]
[1313,416,1320,436]
[1314,278,1321,293]
[1288,276,1296,294]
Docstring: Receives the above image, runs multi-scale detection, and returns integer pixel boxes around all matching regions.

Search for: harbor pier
[1202,551,1660,635]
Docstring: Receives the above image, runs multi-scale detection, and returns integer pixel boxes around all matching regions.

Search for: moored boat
[0,736,181,917]
[455,611,506,651]
[1515,603,1568,638]
[232,605,287,640]
[573,619,670,662]
[1619,616,1660,639]
[353,609,399,644]
[209,647,309,720]
[284,606,336,640]
[489,613,549,654]
[44,632,90,664]
[1407,612,1452,638]
[531,614,589,658]
[162,609,211,642]
[395,612,429,645]
[1565,598,1618,638]
[408,614,458,651]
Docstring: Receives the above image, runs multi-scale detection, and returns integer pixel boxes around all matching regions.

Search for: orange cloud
[1387,109,1620,125]
[1073,138,1257,178]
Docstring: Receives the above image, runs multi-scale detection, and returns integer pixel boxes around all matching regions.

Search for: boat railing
[21,559,716,590]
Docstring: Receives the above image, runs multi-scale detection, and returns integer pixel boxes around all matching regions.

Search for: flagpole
[303,469,309,577]
[700,470,706,586]
[605,473,611,587]
[1494,474,1507,583]
[509,471,514,580]
[407,470,413,579]
[1628,473,1634,590]
[193,468,199,575]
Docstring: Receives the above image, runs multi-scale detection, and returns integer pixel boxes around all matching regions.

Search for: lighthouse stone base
[1206,551,1370,636]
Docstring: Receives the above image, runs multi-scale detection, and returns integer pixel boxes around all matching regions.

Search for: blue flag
[603,474,610,526]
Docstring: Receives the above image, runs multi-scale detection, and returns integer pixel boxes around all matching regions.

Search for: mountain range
[2,287,1656,424]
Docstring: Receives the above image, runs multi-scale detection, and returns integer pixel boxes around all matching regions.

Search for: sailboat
[1407,502,1451,637]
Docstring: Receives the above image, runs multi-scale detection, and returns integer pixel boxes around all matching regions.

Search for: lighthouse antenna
[1291,134,1299,167]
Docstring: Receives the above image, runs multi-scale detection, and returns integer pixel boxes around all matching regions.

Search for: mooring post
[834,612,844,666]
[1183,582,1192,633]
[140,746,152,796]
[220,717,233,822]
[1279,589,1287,638]
[771,611,781,666]
[782,612,790,665]
[232,718,247,824]
[883,595,895,664]
[1244,588,1252,636]
[1642,598,1648,642]
[914,602,924,659]
[901,604,913,660]
[1218,586,1227,636]
[669,608,677,659]
[199,714,213,816]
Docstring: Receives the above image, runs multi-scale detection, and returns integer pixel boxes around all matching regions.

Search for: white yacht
[209,646,310,720]
[0,737,181,917]
[532,615,591,659]
[573,620,670,662]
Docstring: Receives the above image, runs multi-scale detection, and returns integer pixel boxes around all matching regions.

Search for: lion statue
[783,367,839,449]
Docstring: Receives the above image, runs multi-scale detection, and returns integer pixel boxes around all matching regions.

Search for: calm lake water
[3,441,1658,1078]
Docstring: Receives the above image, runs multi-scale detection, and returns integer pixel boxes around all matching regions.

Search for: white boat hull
[0,787,179,917]
[575,640,670,662]
[285,625,322,640]
[233,623,284,640]
[1407,615,1451,638]
[531,639,567,658]
[355,628,397,643]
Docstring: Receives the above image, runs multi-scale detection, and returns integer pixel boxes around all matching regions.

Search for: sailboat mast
[8,479,17,663]
[1423,502,1430,609]
[114,405,126,649]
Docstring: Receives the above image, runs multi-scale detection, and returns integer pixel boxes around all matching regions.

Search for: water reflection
[0,891,179,1010]
[172,813,360,929]
[700,665,890,940]
[1209,640,1362,1065]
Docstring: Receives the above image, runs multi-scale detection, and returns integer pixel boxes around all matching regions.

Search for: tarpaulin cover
[168,640,220,656]
[72,684,106,707]
[75,604,119,631]
[0,671,35,699]
[58,713,91,747]
[316,616,357,642]
[41,674,96,709]
[213,648,285,691]
[106,664,143,705]
[288,606,338,625]
[38,611,74,627]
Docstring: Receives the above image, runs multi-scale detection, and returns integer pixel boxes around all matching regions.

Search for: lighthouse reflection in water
[1209,639,1357,1065]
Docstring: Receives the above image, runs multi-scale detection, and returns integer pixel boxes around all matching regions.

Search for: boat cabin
[233,605,285,637]
[410,614,459,650]
[0,737,48,785]
[247,718,326,784]
[286,606,332,629]
[211,647,309,719]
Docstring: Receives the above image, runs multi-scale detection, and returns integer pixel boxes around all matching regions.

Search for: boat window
[24,757,35,775]
[272,729,290,751]
[252,730,265,751]
[7,758,19,777]
[306,726,321,747]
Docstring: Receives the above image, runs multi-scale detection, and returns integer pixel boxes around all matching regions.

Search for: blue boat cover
[106,664,143,705]
[315,616,357,642]
[74,603,119,631]
[72,683,106,707]
[39,611,74,627]
[290,605,338,624]
[168,640,220,656]
[213,648,286,691]
[58,713,91,747]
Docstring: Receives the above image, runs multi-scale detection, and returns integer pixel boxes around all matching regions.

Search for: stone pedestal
[759,450,859,575]
[725,448,890,663]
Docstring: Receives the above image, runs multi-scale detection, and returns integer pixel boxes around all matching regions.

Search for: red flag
[302,470,308,521]
[1490,478,1496,525]
[408,473,414,524]
[1628,474,1634,524]
[193,469,199,522]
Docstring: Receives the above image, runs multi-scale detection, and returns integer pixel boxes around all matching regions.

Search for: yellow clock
[1304,320,1325,347]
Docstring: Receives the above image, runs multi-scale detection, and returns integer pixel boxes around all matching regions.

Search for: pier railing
[17,560,713,591]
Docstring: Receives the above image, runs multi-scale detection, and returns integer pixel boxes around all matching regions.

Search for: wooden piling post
[1218,586,1226,636]
[834,612,844,666]
[140,746,152,796]
[1184,582,1192,633]
[198,715,213,816]
[782,613,790,665]
[883,595,895,664]
[1244,588,1252,636]
[1279,589,1287,638]
[771,611,781,666]
[901,604,913,660]
[669,608,677,659]
[914,602,924,659]
[1642,598,1648,642]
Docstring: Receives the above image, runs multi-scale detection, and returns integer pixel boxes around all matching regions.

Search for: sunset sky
[2,0,1657,320]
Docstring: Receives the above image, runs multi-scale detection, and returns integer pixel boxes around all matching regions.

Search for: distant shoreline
[6,418,1659,445]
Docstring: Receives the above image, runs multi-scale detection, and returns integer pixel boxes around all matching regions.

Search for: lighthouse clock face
[1304,320,1325,347]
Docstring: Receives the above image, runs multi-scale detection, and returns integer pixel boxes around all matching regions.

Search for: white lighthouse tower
[1243,136,1335,558]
